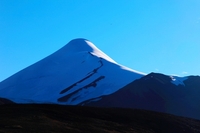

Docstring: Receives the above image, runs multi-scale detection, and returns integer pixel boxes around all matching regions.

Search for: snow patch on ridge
[170,76,188,86]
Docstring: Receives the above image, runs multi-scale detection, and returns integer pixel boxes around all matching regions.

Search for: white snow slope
[0,38,144,105]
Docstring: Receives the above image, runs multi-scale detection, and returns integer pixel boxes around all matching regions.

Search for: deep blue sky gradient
[0,0,200,81]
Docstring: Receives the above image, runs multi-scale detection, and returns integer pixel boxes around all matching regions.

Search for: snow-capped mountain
[0,38,200,120]
[0,38,144,104]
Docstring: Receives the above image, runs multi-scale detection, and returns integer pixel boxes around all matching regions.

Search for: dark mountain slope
[86,73,200,120]
[0,104,200,133]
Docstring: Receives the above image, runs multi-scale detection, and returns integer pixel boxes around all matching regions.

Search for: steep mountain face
[86,73,200,120]
[0,38,144,105]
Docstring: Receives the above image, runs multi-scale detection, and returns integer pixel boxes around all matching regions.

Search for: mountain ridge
[85,72,200,119]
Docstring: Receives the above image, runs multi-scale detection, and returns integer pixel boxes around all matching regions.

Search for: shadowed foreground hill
[0,98,14,105]
[0,104,200,133]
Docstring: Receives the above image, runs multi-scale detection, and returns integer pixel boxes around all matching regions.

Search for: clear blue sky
[0,0,200,81]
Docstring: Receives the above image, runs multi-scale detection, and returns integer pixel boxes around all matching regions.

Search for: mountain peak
[64,38,94,53]
[61,38,116,63]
